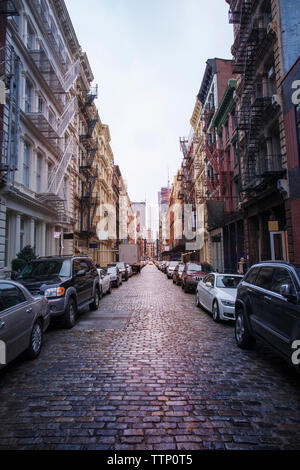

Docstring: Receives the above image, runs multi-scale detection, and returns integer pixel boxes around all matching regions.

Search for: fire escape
[179,129,197,205]
[78,86,99,237]
[229,0,284,192]
[203,105,222,200]
[0,2,20,188]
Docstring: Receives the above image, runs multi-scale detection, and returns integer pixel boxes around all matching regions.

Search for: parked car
[163,261,170,274]
[166,261,180,279]
[0,280,50,366]
[116,262,129,281]
[234,260,300,370]
[172,263,185,285]
[16,256,101,329]
[126,264,133,277]
[107,266,122,287]
[196,273,243,322]
[181,262,214,293]
[97,268,112,295]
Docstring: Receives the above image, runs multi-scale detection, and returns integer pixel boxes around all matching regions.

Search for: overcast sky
[65,0,234,232]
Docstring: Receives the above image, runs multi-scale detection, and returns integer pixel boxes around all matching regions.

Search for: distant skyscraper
[132,202,146,239]
[158,187,170,217]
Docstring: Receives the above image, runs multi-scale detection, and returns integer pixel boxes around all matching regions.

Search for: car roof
[212,272,243,276]
[254,261,300,269]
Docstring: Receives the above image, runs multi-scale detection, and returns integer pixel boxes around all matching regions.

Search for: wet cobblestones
[0,265,300,450]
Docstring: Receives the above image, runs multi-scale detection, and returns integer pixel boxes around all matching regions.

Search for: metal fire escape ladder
[37,137,76,224]
[56,96,78,137]
[48,136,75,195]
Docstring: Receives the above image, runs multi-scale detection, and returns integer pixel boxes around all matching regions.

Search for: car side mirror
[205,282,213,288]
[280,284,298,303]
[76,269,86,277]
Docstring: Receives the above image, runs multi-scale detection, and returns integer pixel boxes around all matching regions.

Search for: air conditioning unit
[272,94,281,107]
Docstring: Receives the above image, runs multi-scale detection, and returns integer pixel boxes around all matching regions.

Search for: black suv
[234,261,300,370]
[16,256,101,329]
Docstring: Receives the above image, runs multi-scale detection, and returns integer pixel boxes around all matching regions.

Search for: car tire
[63,298,77,329]
[184,284,189,293]
[90,287,101,311]
[108,283,112,294]
[196,291,201,308]
[235,309,255,349]
[212,301,221,322]
[25,320,43,359]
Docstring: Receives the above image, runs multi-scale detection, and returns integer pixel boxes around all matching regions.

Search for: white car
[196,273,243,322]
[97,268,112,295]
[166,261,179,279]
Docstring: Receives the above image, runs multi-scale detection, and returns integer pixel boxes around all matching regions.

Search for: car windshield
[117,263,125,269]
[169,262,178,267]
[188,263,213,272]
[107,267,116,274]
[216,276,242,288]
[18,259,71,279]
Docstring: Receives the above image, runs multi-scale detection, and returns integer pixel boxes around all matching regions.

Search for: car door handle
[0,321,5,329]
[26,308,33,313]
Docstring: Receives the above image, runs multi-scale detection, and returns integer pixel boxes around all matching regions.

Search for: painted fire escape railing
[48,136,75,195]
[62,60,81,93]
[56,96,78,137]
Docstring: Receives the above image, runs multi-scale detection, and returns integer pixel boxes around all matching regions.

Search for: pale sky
[65,0,234,232]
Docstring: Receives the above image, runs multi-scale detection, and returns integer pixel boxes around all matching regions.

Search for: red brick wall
[216,59,233,105]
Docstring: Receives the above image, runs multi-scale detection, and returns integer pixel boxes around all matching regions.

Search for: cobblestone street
[0,265,300,450]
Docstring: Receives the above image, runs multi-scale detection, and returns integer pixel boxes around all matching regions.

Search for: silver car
[0,280,50,367]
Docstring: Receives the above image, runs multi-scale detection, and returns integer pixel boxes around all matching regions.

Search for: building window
[233,141,239,166]
[24,78,33,112]
[49,108,55,127]
[23,141,30,187]
[20,217,25,250]
[36,153,43,193]
[47,162,54,188]
[26,23,35,50]
[38,95,44,114]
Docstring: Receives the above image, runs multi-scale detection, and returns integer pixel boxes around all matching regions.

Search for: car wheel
[90,288,101,311]
[184,284,189,293]
[212,301,220,322]
[235,309,255,349]
[108,283,112,294]
[25,320,43,359]
[63,298,77,329]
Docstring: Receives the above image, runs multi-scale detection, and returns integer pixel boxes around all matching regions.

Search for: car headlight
[220,299,235,307]
[44,287,65,298]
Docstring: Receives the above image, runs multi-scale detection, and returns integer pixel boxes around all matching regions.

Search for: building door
[270,231,287,260]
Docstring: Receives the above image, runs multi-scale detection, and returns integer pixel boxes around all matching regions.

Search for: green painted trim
[212,79,237,132]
